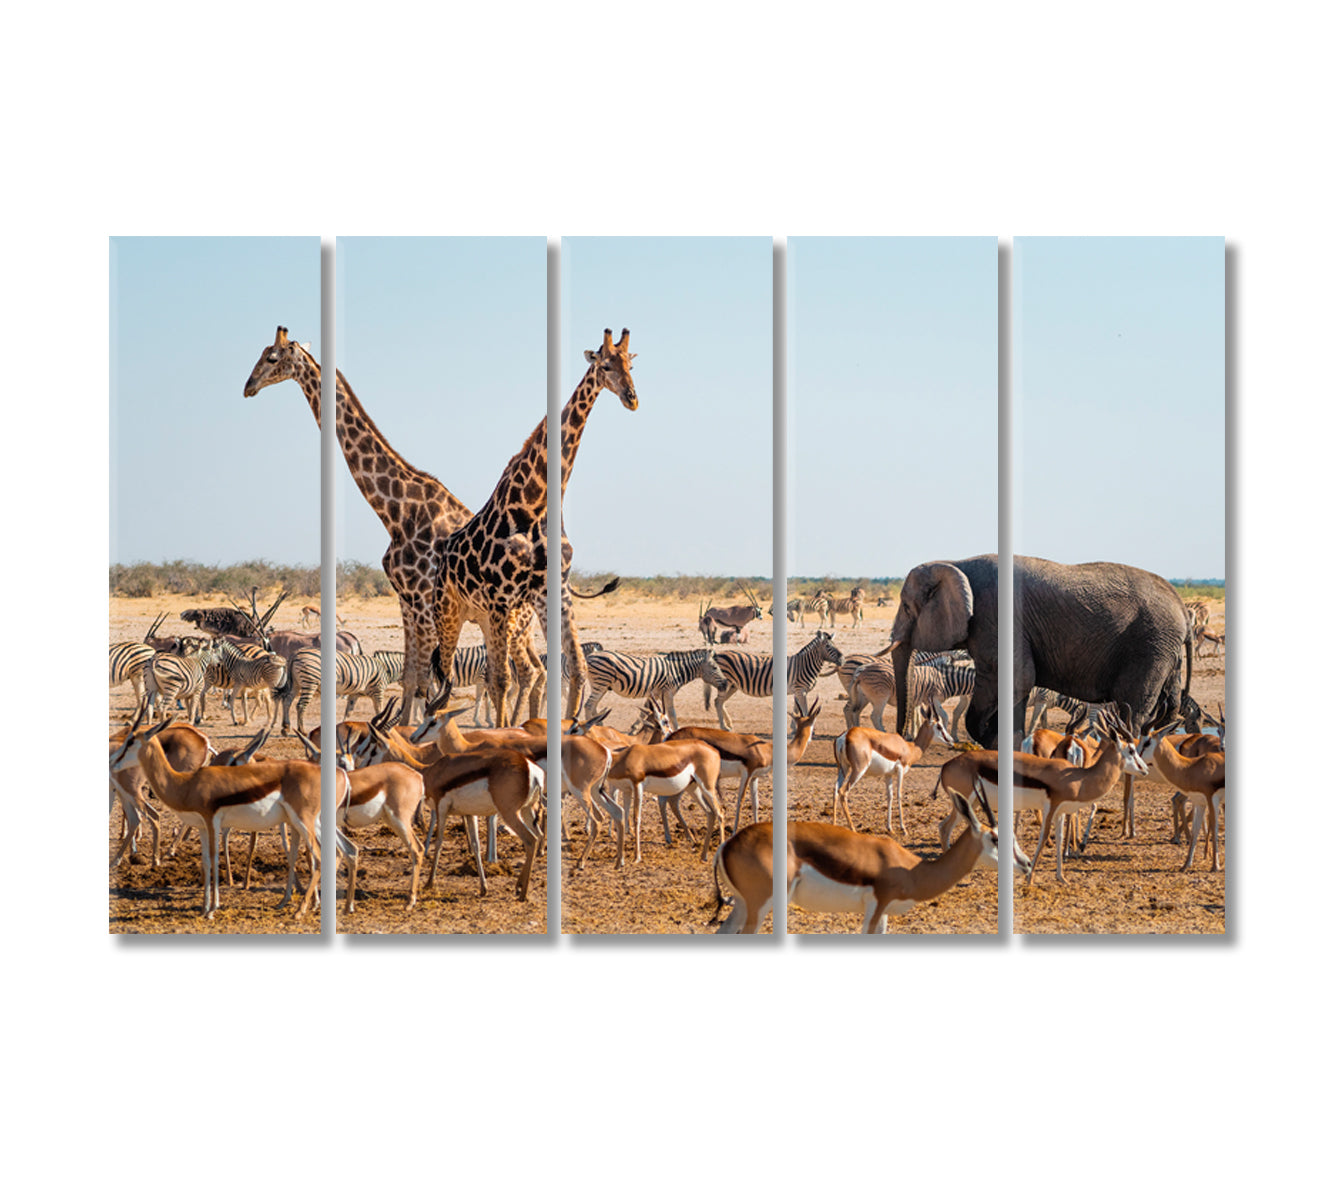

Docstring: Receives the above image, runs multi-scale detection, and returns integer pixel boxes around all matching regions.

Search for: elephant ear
[910,562,974,650]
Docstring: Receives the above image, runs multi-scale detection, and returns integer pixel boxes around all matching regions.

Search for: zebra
[371,649,406,686]
[202,640,287,725]
[712,630,844,731]
[770,597,807,626]
[581,648,726,727]
[807,594,832,628]
[844,657,975,737]
[1024,686,1111,736]
[822,587,865,629]
[1183,598,1211,634]
[109,641,156,709]
[279,648,388,735]
[145,642,219,724]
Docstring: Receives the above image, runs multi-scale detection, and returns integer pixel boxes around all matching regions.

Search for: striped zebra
[808,594,832,628]
[771,597,808,626]
[712,630,843,731]
[202,640,287,725]
[109,641,156,708]
[581,648,726,727]
[145,643,219,724]
[1183,598,1211,633]
[280,648,388,735]
[371,649,405,685]
[845,657,974,736]
[822,587,865,629]
[1024,687,1111,736]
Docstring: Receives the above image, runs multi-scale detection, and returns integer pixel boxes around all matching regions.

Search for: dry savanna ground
[110,590,1223,937]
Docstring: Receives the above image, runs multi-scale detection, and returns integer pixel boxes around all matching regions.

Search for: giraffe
[433,328,639,723]
[242,326,545,723]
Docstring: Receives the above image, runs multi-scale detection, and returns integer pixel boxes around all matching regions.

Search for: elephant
[888,554,1193,750]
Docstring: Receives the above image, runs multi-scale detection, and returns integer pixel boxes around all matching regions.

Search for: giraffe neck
[289,351,471,532]
[473,363,603,529]
[558,367,604,500]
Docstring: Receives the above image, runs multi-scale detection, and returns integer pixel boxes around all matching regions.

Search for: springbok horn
[243,727,270,761]
[425,680,454,716]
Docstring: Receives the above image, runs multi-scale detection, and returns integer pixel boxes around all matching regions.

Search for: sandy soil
[109,591,1224,936]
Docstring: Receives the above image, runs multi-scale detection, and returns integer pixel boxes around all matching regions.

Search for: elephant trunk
[891,641,913,736]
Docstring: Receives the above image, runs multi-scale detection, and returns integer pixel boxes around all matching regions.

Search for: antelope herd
[110,572,1224,932]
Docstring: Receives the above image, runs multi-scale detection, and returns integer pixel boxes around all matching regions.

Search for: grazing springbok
[710,790,1029,934]
[298,604,344,629]
[1138,715,1226,871]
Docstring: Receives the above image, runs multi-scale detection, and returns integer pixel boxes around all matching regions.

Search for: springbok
[109,709,325,919]
[831,703,952,834]
[667,697,823,833]
[710,789,1029,934]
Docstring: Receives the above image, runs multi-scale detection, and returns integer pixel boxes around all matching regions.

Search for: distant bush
[1174,582,1227,602]
[567,574,903,606]
[337,561,394,598]
[110,559,320,599]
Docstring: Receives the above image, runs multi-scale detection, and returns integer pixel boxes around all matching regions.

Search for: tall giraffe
[434,328,638,722]
[242,326,544,723]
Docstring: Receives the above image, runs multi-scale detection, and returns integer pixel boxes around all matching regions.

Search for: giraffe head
[243,325,312,397]
[582,327,638,410]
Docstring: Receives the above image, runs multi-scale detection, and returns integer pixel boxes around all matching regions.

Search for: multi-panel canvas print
[109,237,322,933]
[1013,236,1225,934]
[107,236,1224,940]
[334,237,548,934]
[784,237,1000,934]
[558,237,773,933]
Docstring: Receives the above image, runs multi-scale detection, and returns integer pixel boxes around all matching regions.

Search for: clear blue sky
[788,237,998,578]
[110,237,320,564]
[1015,237,1224,579]
[335,237,546,565]
[562,237,772,576]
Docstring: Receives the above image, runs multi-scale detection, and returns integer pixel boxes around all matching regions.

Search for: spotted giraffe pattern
[434,328,639,722]
[242,326,545,722]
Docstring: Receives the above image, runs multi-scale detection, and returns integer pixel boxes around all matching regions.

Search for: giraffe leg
[482,619,513,731]
[506,615,537,727]
[432,588,466,714]
[561,595,587,721]
[397,594,420,726]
